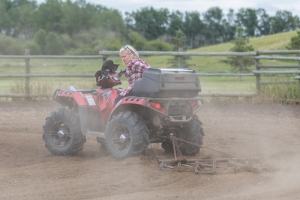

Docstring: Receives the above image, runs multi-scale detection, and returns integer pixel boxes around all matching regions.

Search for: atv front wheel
[105,111,149,160]
[43,108,86,156]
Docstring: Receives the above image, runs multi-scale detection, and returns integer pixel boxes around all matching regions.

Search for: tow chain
[174,136,234,158]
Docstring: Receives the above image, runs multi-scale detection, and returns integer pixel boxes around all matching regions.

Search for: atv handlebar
[118,69,126,77]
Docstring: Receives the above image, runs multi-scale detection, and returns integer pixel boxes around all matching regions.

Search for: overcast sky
[36,0,300,16]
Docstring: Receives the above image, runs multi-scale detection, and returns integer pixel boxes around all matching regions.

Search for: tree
[286,31,300,50]
[168,28,192,68]
[32,0,64,33]
[256,8,271,36]
[0,0,13,36]
[125,7,169,40]
[17,4,36,38]
[236,8,258,37]
[61,0,81,35]
[167,11,184,36]
[203,7,225,44]
[222,27,254,79]
[221,9,237,42]
[97,8,126,33]
[73,1,97,31]
[269,10,299,33]
[183,11,206,47]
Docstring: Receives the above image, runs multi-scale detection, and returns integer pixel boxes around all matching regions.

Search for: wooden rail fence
[0,49,300,99]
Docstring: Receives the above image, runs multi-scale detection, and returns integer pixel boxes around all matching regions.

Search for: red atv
[43,64,204,160]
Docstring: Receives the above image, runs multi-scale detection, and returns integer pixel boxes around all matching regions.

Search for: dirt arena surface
[1,100,300,200]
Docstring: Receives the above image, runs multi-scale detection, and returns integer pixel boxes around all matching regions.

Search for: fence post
[99,50,107,64]
[25,49,31,100]
[298,53,300,96]
[102,56,107,63]
[178,47,183,68]
[255,51,261,95]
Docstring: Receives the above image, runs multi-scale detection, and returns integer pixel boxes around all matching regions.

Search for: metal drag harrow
[158,135,261,174]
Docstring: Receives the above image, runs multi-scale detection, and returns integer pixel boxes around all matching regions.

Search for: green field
[0,31,299,97]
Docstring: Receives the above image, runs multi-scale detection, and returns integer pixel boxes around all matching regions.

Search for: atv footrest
[86,130,105,138]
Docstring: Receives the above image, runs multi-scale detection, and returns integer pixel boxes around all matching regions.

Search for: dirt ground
[1,100,300,200]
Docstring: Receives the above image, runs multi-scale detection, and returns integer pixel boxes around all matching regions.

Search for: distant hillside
[146,31,298,72]
[191,31,298,52]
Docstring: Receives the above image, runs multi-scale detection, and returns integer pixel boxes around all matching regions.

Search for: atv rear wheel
[161,116,204,156]
[43,108,86,156]
[180,116,204,155]
[105,111,149,160]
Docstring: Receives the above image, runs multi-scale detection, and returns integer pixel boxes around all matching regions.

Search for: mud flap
[78,106,106,138]
[79,106,90,135]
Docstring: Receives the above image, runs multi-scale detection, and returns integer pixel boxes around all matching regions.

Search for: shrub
[34,29,47,54]
[286,31,300,50]
[24,41,41,55]
[147,39,172,51]
[45,32,64,55]
[0,36,23,55]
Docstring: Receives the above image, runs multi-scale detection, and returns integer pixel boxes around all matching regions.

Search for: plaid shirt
[120,58,150,96]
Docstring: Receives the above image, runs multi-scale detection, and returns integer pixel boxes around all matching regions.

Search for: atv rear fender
[109,96,203,123]
[109,97,148,121]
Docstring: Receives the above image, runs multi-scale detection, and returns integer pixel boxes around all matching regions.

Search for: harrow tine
[213,159,216,172]
[172,135,177,160]
[159,161,174,170]
[195,163,199,174]
[177,162,181,172]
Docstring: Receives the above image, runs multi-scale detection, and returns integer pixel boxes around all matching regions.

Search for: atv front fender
[53,89,90,107]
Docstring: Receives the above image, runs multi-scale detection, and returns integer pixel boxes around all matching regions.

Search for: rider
[114,45,151,104]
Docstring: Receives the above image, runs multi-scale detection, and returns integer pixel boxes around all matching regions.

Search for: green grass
[260,82,300,102]
[0,31,299,100]
[200,76,256,93]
